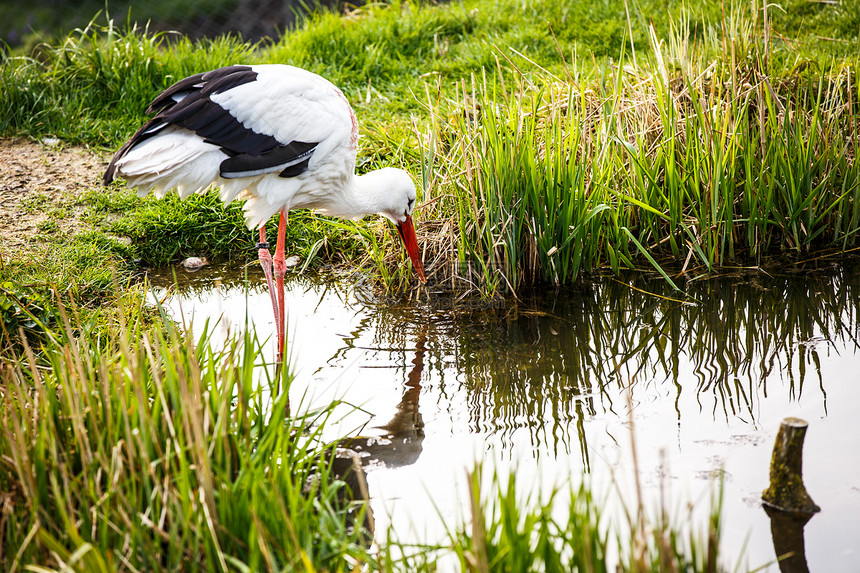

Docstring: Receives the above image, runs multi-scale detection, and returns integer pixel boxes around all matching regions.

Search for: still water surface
[150,263,860,571]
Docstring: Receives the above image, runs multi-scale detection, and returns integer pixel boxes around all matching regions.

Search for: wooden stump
[761,417,820,515]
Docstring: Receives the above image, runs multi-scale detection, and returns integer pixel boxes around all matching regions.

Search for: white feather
[218,178,250,204]
[240,176,301,229]
[115,127,226,194]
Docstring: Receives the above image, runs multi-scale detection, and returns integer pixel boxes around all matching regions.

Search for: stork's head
[364,167,416,223]
[363,167,426,283]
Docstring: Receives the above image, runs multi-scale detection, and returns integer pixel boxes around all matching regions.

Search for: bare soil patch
[0,138,106,262]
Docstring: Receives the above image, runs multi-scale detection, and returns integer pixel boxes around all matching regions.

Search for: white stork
[105,64,426,365]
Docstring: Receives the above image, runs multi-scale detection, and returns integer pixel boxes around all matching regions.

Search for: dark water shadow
[346,263,860,467]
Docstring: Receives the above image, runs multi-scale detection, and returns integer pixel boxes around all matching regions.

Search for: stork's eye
[407,198,415,211]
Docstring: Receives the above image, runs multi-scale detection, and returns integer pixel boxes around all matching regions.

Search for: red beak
[396,215,426,283]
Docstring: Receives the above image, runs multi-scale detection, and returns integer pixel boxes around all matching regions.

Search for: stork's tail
[105,125,230,199]
[105,124,288,230]
[103,118,165,185]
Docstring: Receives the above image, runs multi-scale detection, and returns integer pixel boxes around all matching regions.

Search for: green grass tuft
[451,466,725,572]
[2,0,859,296]
[0,296,376,571]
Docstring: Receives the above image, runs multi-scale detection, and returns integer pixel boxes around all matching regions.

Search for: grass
[0,227,136,346]
[419,17,860,291]
[0,289,731,571]
[452,467,724,573]
[0,296,378,571]
[2,1,859,298]
[89,186,363,268]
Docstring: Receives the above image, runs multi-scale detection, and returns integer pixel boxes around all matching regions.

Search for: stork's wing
[104,65,348,184]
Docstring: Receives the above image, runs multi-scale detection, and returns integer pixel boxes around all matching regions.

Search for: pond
[149,261,860,571]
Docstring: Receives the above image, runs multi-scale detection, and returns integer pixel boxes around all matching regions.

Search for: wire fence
[3,0,344,50]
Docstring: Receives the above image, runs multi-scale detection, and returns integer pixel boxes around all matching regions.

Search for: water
[149,262,860,571]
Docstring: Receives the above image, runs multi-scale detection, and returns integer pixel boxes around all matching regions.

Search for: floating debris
[181,256,208,270]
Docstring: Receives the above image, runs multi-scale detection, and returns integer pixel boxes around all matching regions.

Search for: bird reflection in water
[328,331,428,541]
[341,330,427,469]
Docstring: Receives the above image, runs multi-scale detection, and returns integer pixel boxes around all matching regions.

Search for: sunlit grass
[1,0,858,296]
[0,297,375,571]
[416,7,860,293]
[448,465,724,572]
[91,186,366,267]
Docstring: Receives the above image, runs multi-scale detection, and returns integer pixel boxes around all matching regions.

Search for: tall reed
[0,299,373,571]
[451,466,724,572]
[418,7,860,294]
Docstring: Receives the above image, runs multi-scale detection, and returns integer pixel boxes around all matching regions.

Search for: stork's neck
[312,167,412,223]
[323,170,393,220]
[350,171,387,216]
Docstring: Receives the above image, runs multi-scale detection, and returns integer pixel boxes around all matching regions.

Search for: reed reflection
[152,260,860,469]
[455,265,858,459]
[360,263,859,465]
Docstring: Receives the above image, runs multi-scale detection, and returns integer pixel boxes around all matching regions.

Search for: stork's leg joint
[258,247,273,264]
[273,256,287,277]
[258,247,275,278]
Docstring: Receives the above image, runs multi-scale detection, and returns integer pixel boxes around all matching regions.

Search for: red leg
[273,209,288,368]
[258,227,280,343]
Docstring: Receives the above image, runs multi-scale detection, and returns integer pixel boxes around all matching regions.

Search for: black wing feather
[104,65,319,185]
[219,141,318,179]
[145,72,206,114]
